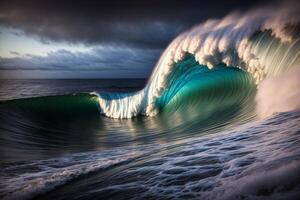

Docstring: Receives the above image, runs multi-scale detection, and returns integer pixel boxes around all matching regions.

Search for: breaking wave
[95,1,300,118]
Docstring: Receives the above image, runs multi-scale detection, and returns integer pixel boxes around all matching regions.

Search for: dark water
[0,79,300,200]
[0,79,147,101]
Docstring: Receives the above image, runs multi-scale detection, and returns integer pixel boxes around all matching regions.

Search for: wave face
[95,2,300,118]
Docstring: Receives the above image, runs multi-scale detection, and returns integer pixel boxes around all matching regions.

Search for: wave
[1,2,300,199]
[95,1,300,118]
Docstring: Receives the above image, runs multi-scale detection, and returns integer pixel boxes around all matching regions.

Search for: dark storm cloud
[0,0,268,49]
[0,47,160,75]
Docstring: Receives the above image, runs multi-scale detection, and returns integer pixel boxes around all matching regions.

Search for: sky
[0,0,269,79]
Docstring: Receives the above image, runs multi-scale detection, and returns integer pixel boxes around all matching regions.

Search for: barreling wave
[95,1,300,118]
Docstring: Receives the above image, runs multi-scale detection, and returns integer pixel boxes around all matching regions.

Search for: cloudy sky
[0,0,268,79]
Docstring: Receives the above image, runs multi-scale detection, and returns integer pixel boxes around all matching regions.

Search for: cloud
[0,0,266,49]
[0,46,161,78]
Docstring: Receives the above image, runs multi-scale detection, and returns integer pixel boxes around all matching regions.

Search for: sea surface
[1,3,300,199]
[0,79,299,200]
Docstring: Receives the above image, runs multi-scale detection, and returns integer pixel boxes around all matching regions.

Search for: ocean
[1,3,300,199]
[0,77,299,200]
